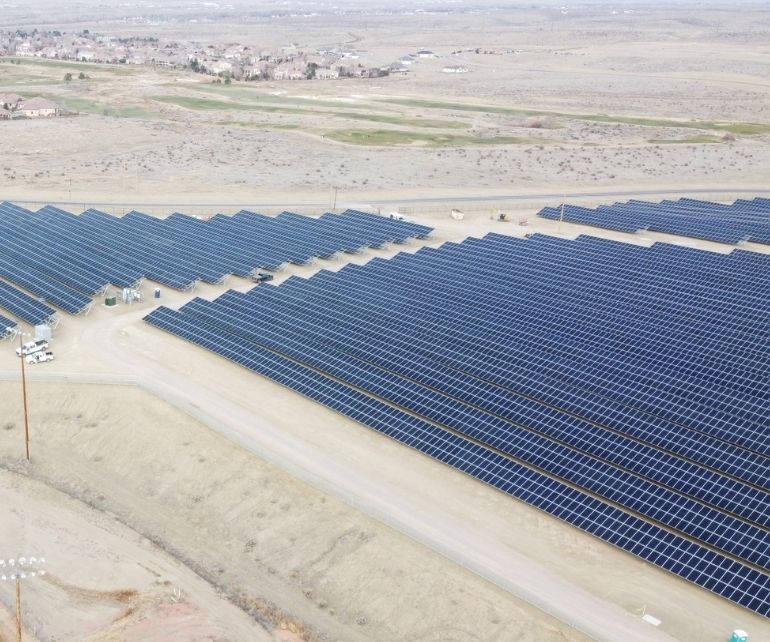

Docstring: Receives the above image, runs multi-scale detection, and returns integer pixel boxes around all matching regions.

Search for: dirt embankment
[0,381,587,642]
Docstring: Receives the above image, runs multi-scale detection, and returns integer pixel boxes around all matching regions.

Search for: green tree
[64,72,73,81]
[78,72,86,80]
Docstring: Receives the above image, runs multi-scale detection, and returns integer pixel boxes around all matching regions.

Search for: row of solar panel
[143,299,770,618]
[0,201,431,291]
[0,280,56,327]
[0,201,432,325]
[348,236,770,441]
[232,269,770,505]
[143,233,770,616]
[176,289,770,569]
[388,234,770,361]
[221,259,770,491]
[538,197,770,245]
[0,311,17,337]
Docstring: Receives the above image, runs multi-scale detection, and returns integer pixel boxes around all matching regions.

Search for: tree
[64,72,73,81]
[78,72,86,80]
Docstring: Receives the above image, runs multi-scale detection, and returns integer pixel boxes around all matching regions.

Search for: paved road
[4,186,769,210]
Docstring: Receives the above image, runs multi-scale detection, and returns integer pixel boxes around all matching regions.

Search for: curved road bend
[0,308,679,642]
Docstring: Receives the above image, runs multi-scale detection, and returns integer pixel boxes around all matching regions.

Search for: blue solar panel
[0,280,56,325]
[144,301,770,618]
[0,203,432,316]
[0,254,92,314]
[538,197,770,245]
[0,311,17,336]
[178,294,770,569]
[143,230,770,612]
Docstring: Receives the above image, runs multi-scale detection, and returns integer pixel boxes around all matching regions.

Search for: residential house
[17,97,63,117]
[210,60,233,75]
[75,49,96,61]
[15,41,33,56]
[273,64,304,80]
[0,93,23,110]
[243,64,270,80]
[0,107,12,120]
[315,67,339,80]
[442,65,469,73]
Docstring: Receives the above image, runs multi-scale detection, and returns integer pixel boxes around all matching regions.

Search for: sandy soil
[0,468,271,642]
[1,4,769,206]
[0,380,591,642]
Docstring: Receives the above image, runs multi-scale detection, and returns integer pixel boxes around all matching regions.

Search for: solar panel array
[538,197,770,245]
[145,232,770,617]
[0,202,431,324]
[0,311,17,338]
[0,280,56,326]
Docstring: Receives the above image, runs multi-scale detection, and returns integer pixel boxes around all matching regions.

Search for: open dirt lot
[1,2,769,208]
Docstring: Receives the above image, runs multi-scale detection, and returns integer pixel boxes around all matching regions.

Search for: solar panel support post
[18,332,31,461]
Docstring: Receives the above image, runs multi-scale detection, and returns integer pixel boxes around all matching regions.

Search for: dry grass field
[1,2,770,641]
[1,2,769,208]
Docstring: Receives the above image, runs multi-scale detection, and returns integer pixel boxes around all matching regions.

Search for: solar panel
[144,302,770,618]
[0,311,17,337]
[538,197,770,244]
[0,203,433,317]
[0,280,56,325]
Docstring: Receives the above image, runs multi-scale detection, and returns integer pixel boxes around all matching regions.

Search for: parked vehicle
[251,272,274,283]
[16,340,49,357]
[26,351,54,364]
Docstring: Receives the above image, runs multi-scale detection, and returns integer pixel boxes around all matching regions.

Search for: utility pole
[18,333,30,461]
[558,195,566,235]
[0,556,46,642]
[332,186,338,211]
[15,579,21,642]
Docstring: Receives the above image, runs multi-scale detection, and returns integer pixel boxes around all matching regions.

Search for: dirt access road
[24,293,674,641]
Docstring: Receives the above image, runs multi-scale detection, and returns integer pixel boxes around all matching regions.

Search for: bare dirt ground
[1,4,769,207]
[1,212,768,641]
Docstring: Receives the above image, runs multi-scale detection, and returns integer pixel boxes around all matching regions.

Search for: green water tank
[730,630,749,642]
[105,296,117,307]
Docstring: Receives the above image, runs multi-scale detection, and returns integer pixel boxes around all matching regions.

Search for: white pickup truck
[16,340,49,357]
[26,351,54,365]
